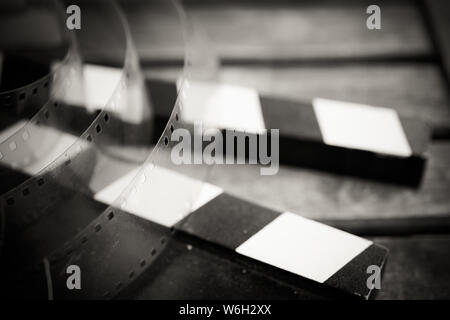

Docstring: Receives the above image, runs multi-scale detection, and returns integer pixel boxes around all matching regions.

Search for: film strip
[0,0,211,299]
[0,0,85,247]
[0,0,83,177]
[0,0,81,115]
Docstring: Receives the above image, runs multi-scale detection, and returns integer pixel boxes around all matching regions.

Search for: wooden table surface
[122,0,450,299]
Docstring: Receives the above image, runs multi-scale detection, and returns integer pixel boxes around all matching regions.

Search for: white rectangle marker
[236,212,372,283]
[313,98,412,157]
[178,80,266,135]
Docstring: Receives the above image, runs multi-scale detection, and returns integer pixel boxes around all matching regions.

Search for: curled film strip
[0,0,212,299]
[0,0,85,245]
[0,3,83,177]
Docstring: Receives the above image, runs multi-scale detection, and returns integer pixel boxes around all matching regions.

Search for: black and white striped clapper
[148,78,429,187]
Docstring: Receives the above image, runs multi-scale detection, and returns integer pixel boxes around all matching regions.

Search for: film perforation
[0,0,210,299]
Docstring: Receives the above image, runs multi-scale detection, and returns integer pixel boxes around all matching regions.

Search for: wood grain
[218,64,450,129]
[426,0,450,85]
[144,63,450,221]
[123,0,432,63]
[204,142,450,220]
[145,63,450,129]
[373,235,450,299]
[134,0,450,300]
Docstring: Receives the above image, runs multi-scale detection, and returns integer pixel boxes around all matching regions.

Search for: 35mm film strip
[0,0,212,299]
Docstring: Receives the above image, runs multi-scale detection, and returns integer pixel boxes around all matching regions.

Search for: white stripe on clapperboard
[313,98,412,157]
[176,79,267,135]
